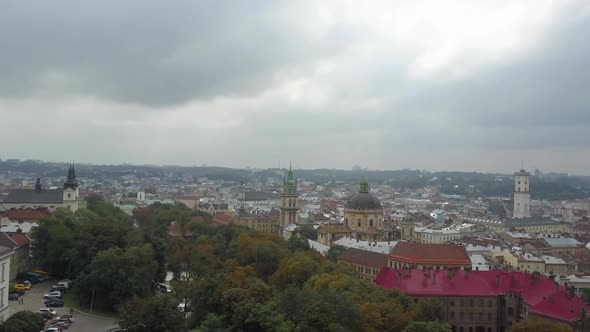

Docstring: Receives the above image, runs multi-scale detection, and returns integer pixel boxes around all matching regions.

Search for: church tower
[279,164,299,233]
[513,168,531,218]
[63,164,79,212]
[399,214,415,241]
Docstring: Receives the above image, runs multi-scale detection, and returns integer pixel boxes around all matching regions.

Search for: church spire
[64,164,79,190]
[35,178,42,193]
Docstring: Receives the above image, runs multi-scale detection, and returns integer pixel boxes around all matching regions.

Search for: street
[8,281,120,332]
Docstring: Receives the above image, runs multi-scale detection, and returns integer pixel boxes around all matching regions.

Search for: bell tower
[279,163,299,234]
[63,164,79,212]
[513,168,531,218]
[399,214,415,241]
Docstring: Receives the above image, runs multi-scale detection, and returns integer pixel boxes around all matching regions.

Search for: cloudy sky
[2,1,590,174]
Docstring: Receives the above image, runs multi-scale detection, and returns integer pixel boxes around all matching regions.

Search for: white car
[58,280,71,289]
[43,291,62,299]
[39,308,57,316]
[45,328,60,332]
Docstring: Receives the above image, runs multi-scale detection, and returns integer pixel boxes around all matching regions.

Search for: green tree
[76,244,158,311]
[286,235,311,252]
[325,245,347,262]
[119,295,184,332]
[0,311,45,332]
[510,319,573,332]
[413,299,445,322]
[272,252,321,288]
[402,321,452,332]
[298,224,318,240]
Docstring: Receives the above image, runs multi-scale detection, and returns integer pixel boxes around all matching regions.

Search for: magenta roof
[376,268,590,323]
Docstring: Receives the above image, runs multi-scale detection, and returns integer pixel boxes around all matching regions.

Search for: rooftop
[389,242,471,266]
[544,237,582,248]
[338,247,388,268]
[376,269,590,323]
[4,189,63,204]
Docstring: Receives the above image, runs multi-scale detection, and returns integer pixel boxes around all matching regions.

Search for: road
[8,281,120,332]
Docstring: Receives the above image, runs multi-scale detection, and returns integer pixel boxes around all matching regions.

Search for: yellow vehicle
[15,283,31,291]
[33,269,50,280]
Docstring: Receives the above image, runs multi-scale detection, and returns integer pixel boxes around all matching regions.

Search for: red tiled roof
[5,208,51,221]
[389,242,470,266]
[376,269,590,323]
[213,213,235,225]
[338,248,387,268]
[10,233,30,247]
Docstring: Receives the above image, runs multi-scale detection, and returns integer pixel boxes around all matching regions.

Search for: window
[488,299,493,307]
[478,299,484,307]
[1,263,4,282]
[68,193,71,198]
[469,299,474,306]
[469,312,473,321]
[450,300,455,306]
[450,312,455,319]
[478,312,483,320]
[369,219,373,227]
[358,221,361,227]
[488,312,492,321]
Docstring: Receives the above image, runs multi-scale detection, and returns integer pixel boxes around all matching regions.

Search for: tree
[402,321,452,332]
[76,244,157,311]
[298,224,318,241]
[413,299,445,322]
[272,252,321,288]
[1,311,45,332]
[119,295,184,332]
[510,319,573,332]
[325,245,347,262]
[286,235,311,252]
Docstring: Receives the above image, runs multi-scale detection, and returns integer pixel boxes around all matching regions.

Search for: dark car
[41,311,53,320]
[8,293,20,301]
[44,300,65,308]
[9,289,25,296]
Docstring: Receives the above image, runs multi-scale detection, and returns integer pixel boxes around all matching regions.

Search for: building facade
[0,232,30,281]
[377,269,590,332]
[399,215,415,241]
[337,248,387,281]
[0,246,13,321]
[2,165,80,212]
[388,242,472,270]
[344,180,385,241]
[279,166,299,236]
[513,169,531,219]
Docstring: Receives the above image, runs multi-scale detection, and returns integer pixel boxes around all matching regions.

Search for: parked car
[39,308,57,316]
[48,321,69,330]
[8,293,20,301]
[44,328,60,332]
[56,315,74,323]
[10,289,25,296]
[158,283,172,293]
[107,328,128,332]
[44,291,63,299]
[51,284,67,293]
[57,280,71,289]
[25,272,45,283]
[15,283,31,290]
[45,300,64,308]
[41,311,54,320]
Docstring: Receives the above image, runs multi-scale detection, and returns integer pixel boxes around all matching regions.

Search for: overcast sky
[1,1,590,174]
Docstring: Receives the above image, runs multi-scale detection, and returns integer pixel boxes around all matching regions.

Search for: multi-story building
[175,195,199,209]
[337,248,387,281]
[0,232,30,280]
[279,166,299,237]
[344,180,385,241]
[387,242,472,270]
[317,224,352,246]
[0,246,14,321]
[543,238,585,256]
[415,227,462,244]
[235,210,279,235]
[2,165,80,212]
[494,251,545,274]
[377,269,590,332]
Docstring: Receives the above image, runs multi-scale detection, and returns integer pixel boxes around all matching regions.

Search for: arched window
[369,219,373,227]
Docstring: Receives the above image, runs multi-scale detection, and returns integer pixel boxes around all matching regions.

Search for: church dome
[345,180,382,210]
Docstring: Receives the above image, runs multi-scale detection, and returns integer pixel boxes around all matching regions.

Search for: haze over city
[2,1,590,174]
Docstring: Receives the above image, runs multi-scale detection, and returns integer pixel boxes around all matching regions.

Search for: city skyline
[1,1,590,174]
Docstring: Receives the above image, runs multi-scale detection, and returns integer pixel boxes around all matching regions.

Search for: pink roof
[376,268,590,323]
